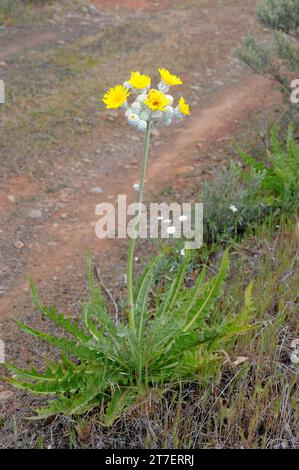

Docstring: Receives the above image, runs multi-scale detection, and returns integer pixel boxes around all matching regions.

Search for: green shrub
[2,251,252,424]
[203,165,268,245]
[237,0,299,97]
[202,126,298,246]
[237,126,299,211]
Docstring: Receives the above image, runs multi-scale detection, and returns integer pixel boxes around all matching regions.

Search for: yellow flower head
[128,71,151,90]
[144,89,170,111]
[179,96,190,115]
[102,85,130,109]
[159,68,183,86]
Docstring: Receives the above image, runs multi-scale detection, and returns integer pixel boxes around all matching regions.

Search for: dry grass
[1,217,298,449]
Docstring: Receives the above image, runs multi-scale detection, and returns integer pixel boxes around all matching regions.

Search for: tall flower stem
[127,120,152,335]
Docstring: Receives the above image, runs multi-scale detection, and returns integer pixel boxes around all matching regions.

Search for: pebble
[6,195,16,203]
[176,165,195,175]
[0,61,8,68]
[87,4,98,14]
[13,240,25,250]
[0,391,14,401]
[88,187,103,194]
[28,209,42,219]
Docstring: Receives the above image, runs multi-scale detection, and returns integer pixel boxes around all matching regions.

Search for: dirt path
[0,32,58,61]
[0,73,280,321]
[0,0,280,325]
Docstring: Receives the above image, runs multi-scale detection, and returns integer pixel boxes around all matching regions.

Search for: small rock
[6,195,16,203]
[0,61,8,68]
[88,187,103,194]
[232,356,248,366]
[0,391,14,401]
[60,213,68,219]
[214,80,224,87]
[190,85,203,92]
[87,4,98,14]
[13,240,25,250]
[28,209,42,219]
[176,165,195,175]
[291,339,299,348]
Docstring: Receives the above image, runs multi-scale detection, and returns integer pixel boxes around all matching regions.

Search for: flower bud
[137,119,147,132]
[127,113,140,128]
[131,102,142,114]
[158,81,170,94]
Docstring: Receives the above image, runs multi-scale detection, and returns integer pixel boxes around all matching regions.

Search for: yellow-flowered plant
[144,89,170,111]
[102,85,130,109]
[3,67,249,426]
[103,69,191,331]
[102,68,190,132]
[159,67,183,87]
[128,71,151,90]
[179,96,191,115]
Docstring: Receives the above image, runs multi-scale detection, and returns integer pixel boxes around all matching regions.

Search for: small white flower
[163,219,172,224]
[136,119,147,132]
[131,101,142,114]
[133,183,140,192]
[180,248,185,257]
[157,216,164,221]
[179,215,187,222]
[229,204,238,213]
[167,226,176,235]
[127,113,140,128]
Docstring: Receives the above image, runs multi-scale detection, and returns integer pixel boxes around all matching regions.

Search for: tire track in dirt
[0,73,281,321]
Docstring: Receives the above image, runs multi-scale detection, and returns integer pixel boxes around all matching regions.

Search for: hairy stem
[127,120,152,335]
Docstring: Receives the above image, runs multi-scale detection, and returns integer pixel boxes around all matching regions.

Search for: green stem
[127,120,152,335]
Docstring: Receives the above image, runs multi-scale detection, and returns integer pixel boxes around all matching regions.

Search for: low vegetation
[237,0,299,97]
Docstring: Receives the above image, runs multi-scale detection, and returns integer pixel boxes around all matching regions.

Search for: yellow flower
[102,85,130,109]
[159,68,183,86]
[144,89,170,111]
[179,96,190,115]
[128,71,151,90]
